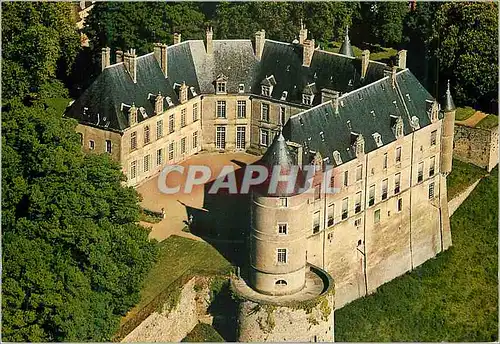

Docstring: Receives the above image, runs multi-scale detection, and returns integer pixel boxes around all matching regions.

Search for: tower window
[105,140,112,153]
[428,182,435,199]
[275,279,287,286]
[374,209,381,223]
[431,130,437,146]
[397,198,403,212]
[278,223,288,235]
[279,197,288,207]
[89,140,95,150]
[277,248,287,263]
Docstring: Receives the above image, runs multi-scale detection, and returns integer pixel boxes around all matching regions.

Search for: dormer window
[355,135,365,157]
[139,107,148,119]
[215,74,228,94]
[372,132,383,147]
[333,150,342,165]
[430,101,439,122]
[302,94,313,105]
[129,104,138,126]
[155,93,164,114]
[165,97,174,107]
[238,84,245,93]
[394,116,404,138]
[262,85,270,96]
[190,87,197,97]
[281,91,288,101]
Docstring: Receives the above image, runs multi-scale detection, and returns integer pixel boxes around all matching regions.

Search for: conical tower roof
[255,133,306,197]
[442,80,456,112]
[339,26,354,57]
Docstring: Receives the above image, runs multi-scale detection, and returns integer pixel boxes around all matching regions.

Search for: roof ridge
[289,101,332,120]
[265,39,292,46]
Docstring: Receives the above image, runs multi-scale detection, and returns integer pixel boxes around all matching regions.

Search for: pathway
[456,111,488,128]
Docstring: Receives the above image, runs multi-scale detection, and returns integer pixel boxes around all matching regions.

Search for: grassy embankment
[182,323,225,342]
[335,166,498,341]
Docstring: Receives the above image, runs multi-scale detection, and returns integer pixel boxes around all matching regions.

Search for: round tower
[440,80,456,175]
[249,133,309,296]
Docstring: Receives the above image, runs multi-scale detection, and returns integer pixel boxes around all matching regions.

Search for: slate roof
[443,80,456,112]
[66,37,401,133]
[282,69,436,167]
[339,27,354,57]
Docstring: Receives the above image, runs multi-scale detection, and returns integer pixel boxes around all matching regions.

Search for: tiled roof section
[283,69,434,166]
[190,40,259,94]
[167,41,200,93]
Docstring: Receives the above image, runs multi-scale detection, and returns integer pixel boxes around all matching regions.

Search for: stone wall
[448,178,482,216]
[121,276,212,342]
[453,124,498,172]
[237,296,334,342]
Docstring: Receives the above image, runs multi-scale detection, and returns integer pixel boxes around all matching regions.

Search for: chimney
[299,19,308,45]
[321,89,339,105]
[361,50,370,79]
[206,27,213,54]
[302,39,315,67]
[123,49,137,83]
[179,82,188,104]
[101,47,110,71]
[116,50,123,64]
[173,32,181,45]
[397,50,407,69]
[255,29,265,61]
[391,66,397,88]
[154,43,168,78]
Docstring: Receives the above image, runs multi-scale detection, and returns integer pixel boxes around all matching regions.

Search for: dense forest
[1,2,498,341]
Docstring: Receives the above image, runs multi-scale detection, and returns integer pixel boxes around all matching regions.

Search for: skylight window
[320,132,325,141]
[333,151,342,165]
[406,93,411,101]
[281,91,288,101]
[372,132,383,147]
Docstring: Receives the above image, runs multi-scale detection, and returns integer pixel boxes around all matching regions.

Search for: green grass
[447,159,488,200]
[322,41,396,61]
[182,323,225,342]
[139,212,162,224]
[476,115,498,129]
[455,106,476,121]
[335,168,498,342]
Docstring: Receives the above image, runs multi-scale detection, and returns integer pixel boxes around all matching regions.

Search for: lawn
[476,115,498,130]
[119,235,232,328]
[447,159,488,200]
[182,323,225,342]
[455,106,476,121]
[335,168,498,341]
[322,41,397,61]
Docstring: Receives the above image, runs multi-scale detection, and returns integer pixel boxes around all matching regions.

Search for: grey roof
[282,69,435,166]
[66,38,395,132]
[442,80,456,112]
[339,27,354,57]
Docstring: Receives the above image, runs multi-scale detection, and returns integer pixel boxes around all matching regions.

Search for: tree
[1,101,158,341]
[1,2,81,102]
[430,2,498,112]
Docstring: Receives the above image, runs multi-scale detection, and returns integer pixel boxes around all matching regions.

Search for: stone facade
[453,124,498,172]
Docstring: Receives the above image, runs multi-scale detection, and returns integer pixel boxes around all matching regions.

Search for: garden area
[335,167,498,341]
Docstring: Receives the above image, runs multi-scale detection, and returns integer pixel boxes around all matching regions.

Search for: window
[395,147,402,163]
[313,211,320,233]
[236,126,246,150]
[356,165,362,181]
[88,140,95,150]
[279,106,286,125]
[192,103,198,122]
[261,85,270,96]
[260,129,270,146]
[342,197,348,220]
[329,176,335,189]
[156,148,163,166]
[279,197,288,207]
[237,100,247,118]
[429,156,435,177]
[168,142,174,160]
[78,133,84,145]
[130,132,137,151]
[381,179,388,200]
[157,119,163,139]
[169,114,175,133]
[368,185,375,206]
[181,109,186,127]
[216,101,226,118]
[278,223,288,235]
[373,132,383,147]
[333,151,342,165]
[327,204,334,226]
[216,126,226,150]
[383,152,388,169]
[428,182,435,199]
[105,140,111,153]
[314,184,321,200]
[394,173,401,194]
[302,94,313,105]
[216,81,227,94]
[261,103,270,122]
[431,130,437,146]
[181,137,186,154]
[354,218,362,226]
[144,154,151,172]
[418,162,424,183]
[130,160,137,179]
[192,131,198,149]
[277,248,287,263]
[397,198,403,212]
[144,126,151,145]
[275,279,287,286]
[374,209,381,224]
[343,170,349,187]
[355,192,362,214]
[238,84,245,93]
